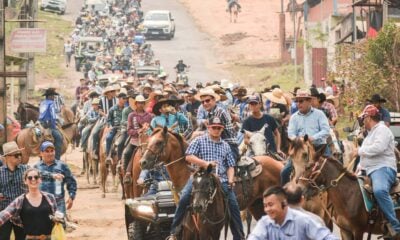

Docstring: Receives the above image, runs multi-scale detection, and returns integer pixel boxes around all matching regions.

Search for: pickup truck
[142,10,175,40]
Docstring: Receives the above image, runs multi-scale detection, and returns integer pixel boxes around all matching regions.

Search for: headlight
[137,205,154,214]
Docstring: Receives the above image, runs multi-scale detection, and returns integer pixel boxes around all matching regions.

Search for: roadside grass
[35,11,73,79]
[226,61,306,92]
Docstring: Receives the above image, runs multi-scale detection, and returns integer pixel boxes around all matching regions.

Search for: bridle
[191,173,228,226]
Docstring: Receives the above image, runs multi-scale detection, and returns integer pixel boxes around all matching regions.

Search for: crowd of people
[0,0,399,239]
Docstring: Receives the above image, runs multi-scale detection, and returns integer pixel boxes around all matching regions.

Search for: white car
[142,10,175,40]
[40,0,67,15]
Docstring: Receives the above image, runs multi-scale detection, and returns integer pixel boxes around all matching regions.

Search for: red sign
[10,28,47,53]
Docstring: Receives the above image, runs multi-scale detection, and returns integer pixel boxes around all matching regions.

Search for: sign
[10,28,47,53]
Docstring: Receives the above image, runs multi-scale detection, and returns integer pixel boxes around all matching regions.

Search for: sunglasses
[10,154,22,158]
[27,175,40,181]
[295,100,306,104]
[201,98,212,104]
[210,126,223,130]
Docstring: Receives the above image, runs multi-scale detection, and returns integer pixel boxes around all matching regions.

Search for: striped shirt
[207,105,237,145]
[186,134,236,183]
[0,164,29,210]
[99,96,117,115]
[0,192,57,227]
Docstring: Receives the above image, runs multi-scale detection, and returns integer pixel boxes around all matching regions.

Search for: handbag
[51,223,66,240]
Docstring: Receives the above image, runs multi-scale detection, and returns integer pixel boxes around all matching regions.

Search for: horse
[84,119,104,185]
[298,155,400,239]
[16,102,40,128]
[228,1,239,23]
[99,126,119,198]
[182,164,228,240]
[139,127,283,221]
[15,121,74,164]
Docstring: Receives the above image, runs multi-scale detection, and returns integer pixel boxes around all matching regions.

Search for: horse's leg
[247,198,264,220]
[234,11,238,23]
[100,159,107,198]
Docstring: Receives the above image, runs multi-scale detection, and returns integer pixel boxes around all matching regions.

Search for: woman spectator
[0,168,58,240]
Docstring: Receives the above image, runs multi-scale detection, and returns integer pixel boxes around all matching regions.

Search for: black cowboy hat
[152,95,184,115]
[42,88,59,97]
[367,94,387,103]
[309,87,320,97]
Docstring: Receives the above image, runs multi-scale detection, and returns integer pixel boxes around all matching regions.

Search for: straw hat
[129,95,148,110]
[91,98,100,105]
[2,142,24,157]
[195,88,221,102]
[326,95,339,108]
[220,79,233,89]
[263,88,287,105]
[139,83,152,92]
[102,85,115,95]
[152,96,184,115]
[294,89,312,99]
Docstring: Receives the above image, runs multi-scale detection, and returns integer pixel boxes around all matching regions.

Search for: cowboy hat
[102,85,115,95]
[91,98,100,105]
[152,96,184,115]
[139,83,153,92]
[129,94,148,110]
[220,79,233,89]
[2,142,24,157]
[126,77,135,84]
[359,104,380,119]
[42,88,59,96]
[326,95,339,108]
[367,94,387,103]
[194,88,221,102]
[294,89,312,99]
[158,72,168,79]
[263,88,287,105]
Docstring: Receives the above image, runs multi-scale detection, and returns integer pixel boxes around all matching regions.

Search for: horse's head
[191,164,219,214]
[139,127,170,170]
[289,135,325,182]
[245,125,267,156]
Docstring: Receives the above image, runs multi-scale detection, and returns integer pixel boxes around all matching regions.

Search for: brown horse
[15,122,74,164]
[299,156,400,239]
[183,165,229,240]
[99,126,119,198]
[139,127,283,221]
[289,136,333,229]
[124,132,150,199]
[84,119,104,185]
[16,102,39,127]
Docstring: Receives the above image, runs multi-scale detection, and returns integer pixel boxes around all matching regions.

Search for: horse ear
[163,126,168,135]
[206,164,213,174]
[244,130,253,137]
[304,134,309,142]
[259,125,266,134]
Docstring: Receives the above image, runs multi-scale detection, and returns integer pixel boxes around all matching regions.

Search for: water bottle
[55,179,62,195]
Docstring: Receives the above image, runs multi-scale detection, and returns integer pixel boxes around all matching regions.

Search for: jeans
[52,128,63,160]
[280,158,292,186]
[122,143,136,171]
[170,178,244,240]
[0,220,25,240]
[106,127,118,156]
[116,130,128,159]
[91,119,106,155]
[80,123,95,149]
[370,167,400,233]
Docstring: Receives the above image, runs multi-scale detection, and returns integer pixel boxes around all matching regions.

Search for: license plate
[151,31,159,35]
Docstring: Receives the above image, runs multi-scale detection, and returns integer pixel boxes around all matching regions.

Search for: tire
[131,220,146,240]
[125,205,134,237]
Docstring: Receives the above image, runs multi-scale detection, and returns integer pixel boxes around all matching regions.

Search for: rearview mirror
[343,127,352,133]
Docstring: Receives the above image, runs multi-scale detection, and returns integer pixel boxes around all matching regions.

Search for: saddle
[234,156,262,182]
[358,175,400,213]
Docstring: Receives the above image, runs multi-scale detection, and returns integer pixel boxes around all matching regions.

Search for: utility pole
[292,0,298,83]
[0,0,7,143]
[279,0,286,62]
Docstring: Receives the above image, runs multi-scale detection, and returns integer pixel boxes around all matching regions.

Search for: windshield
[145,13,169,21]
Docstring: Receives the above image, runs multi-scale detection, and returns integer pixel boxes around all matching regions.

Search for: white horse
[241,125,267,156]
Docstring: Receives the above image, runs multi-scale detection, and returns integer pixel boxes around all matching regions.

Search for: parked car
[125,181,176,240]
[74,37,104,71]
[40,0,67,15]
[134,65,160,79]
[142,10,175,40]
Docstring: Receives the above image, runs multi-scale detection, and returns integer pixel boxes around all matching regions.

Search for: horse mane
[152,127,187,152]
[325,157,358,180]
[290,137,312,152]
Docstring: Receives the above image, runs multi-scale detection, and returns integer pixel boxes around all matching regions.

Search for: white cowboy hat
[129,94,148,110]
[91,98,100,105]
[139,83,152,92]
[326,95,339,108]
[195,88,221,102]
[263,88,287,105]
[2,142,24,157]
[102,85,115,95]
[220,79,233,89]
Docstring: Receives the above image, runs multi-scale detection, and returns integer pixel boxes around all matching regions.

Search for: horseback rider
[38,88,64,160]
[196,88,239,161]
[80,98,103,150]
[310,88,338,126]
[281,89,330,185]
[367,94,391,127]
[242,95,284,156]
[90,86,117,160]
[167,116,244,240]
[150,96,189,134]
[354,105,400,237]
[105,92,128,164]
[123,95,153,184]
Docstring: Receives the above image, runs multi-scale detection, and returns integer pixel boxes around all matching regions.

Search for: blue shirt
[186,134,236,182]
[248,208,339,240]
[378,106,391,124]
[39,99,58,129]
[287,107,330,145]
[150,113,188,134]
[34,160,77,208]
[0,164,28,210]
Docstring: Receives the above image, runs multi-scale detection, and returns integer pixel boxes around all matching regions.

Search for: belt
[26,234,51,240]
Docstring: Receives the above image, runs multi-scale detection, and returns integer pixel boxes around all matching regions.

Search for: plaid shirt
[0,192,57,227]
[207,105,237,145]
[321,101,337,120]
[34,160,77,211]
[0,164,29,211]
[186,134,236,182]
